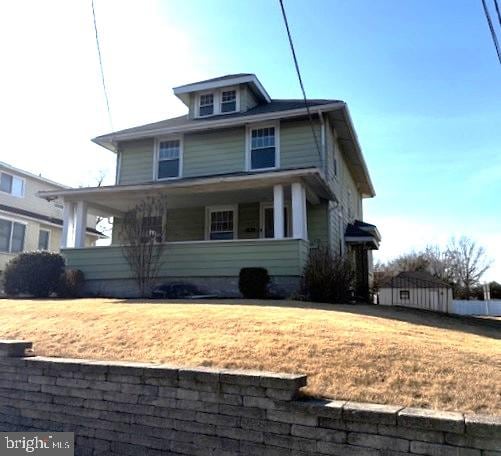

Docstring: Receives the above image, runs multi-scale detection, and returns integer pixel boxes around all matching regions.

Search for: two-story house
[0,161,101,276]
[39,74,380,298]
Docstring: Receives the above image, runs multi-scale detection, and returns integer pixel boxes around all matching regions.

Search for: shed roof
[381,271,451,289]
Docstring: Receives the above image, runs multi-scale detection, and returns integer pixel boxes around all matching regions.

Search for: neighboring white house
[379,271,453,313]
[0,161,102,275]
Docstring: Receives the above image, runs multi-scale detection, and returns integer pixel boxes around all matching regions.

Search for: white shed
[379,271,453,313]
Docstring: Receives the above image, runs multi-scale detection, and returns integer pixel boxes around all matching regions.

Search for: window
[38,229,50,250]
[157,139,181,179]
[221,90,236,113]
[142,216,163,243]
[0,219,26,253]
[400,290,410,300]
[249,126,277,170]
[199,93,214,116]
[207,206,237,240]
[0,172,24,197]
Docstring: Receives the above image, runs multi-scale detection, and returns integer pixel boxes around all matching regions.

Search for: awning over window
[345,220,381,249]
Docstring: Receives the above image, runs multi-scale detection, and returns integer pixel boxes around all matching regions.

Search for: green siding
[307,202,329,247]
[119,139,154,185]
[280,119,321,170]
[165,207,205,241]
[63,239,309,280]
[183,127,245,177]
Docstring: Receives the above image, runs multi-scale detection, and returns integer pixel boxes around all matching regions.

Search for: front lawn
[0,299,499,414]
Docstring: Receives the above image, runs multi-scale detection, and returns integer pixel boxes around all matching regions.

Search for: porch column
[74,201,88,248]
[291,182,307,240]
[273,184,284,239]
[61,201,76,248]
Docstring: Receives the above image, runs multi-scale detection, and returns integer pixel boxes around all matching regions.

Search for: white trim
[153,135,183,181]
[115,150,122,185]
[0,216,27,254]
[0,171,26,198]
[38,228,51,251]
[259,201,291,239]
[245,121,280,171]
[195,86,240,118]
[173,74,271,103]
[205,204,238,241]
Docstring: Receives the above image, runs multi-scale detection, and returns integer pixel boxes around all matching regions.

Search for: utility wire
[92,0,114,133]
[278,0,324,168]
[481,0,501,64]
[494,0,501,26]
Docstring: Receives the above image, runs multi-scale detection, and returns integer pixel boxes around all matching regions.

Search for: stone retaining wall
[0,340,499,455]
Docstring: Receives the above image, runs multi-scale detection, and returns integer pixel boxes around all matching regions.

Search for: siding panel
[119,138,154,184]
[280,119,321,170]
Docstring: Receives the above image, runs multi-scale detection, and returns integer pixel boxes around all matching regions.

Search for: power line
[278,0,324,168]
[481,0,501,64]
[91,0,114,132]
[494,0,501,26]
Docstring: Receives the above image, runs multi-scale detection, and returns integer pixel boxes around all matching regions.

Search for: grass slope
[0,299,499,414]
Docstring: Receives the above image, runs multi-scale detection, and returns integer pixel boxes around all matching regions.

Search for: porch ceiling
[38,168,333,217]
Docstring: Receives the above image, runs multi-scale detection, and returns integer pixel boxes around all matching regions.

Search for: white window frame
[195,86,240,118]
[38,228,51,251]
[205,205,238,241]
[246,121,280,171]
[259,202,291,238]
[0,216,27,253]
[153,135,183,181]
[0,172,25,198]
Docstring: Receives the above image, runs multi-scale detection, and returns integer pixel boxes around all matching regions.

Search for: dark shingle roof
[176,73,254,87]
[96,99,341,139]
[382,271,451,289]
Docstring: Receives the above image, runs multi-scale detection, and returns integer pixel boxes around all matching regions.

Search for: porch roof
[38,167,333,217]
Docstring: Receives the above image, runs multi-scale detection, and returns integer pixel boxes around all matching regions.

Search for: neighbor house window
[0,219,26,253]
[221,90,236,112]
[199,93,214,116]
[207,206,236,240]
[249,126,277,170]
[0,172,24,197]
[157,139,181,179]
[38,229,50,250]
[400,290,410,300]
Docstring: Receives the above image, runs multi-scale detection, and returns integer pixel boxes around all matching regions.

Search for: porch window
[199,93,214,116]
[142,216,163,243]
[207,207,236,240]
[158,140,180,179]
[0,218,26,253]
[0,172,24,197]
[221,90,236,113]
[38,229,50,250]
[250,126,277,170]
[400,290,410,300]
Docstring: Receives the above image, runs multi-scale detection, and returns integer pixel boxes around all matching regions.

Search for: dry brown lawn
[0,298,499,414]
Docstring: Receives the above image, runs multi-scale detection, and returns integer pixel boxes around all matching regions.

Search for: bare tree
[446,236,492,299]
[117,196,168,297]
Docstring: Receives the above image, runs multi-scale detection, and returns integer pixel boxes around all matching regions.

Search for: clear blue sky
[1,0,500,279]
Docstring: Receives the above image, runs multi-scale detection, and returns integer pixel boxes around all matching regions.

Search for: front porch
[40,168,333,297]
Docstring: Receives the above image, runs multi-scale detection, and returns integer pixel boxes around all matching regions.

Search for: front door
[262,205,289,238]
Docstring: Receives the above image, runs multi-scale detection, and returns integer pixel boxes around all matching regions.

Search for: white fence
[450,300,501,316]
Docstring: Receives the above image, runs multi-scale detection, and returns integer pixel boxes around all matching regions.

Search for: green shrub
[3,251,65,298]
[300,245,354,303]
[239,267,270,299]
[58,269,85,298]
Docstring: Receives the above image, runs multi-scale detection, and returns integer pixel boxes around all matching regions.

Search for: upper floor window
[0,172,25,197]
[221,90,236,113]
[0,218,26,253]
[199,93,214,117]
[249,125,278,170]
[157,139,181,180]
[38,229,50,251]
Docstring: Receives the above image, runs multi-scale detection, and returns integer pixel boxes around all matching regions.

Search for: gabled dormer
[173,73,271,119]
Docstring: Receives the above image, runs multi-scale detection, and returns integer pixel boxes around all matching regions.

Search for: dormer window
[221,90,236,113]
[199,94,214,117]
